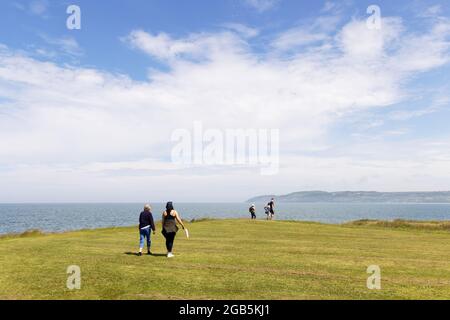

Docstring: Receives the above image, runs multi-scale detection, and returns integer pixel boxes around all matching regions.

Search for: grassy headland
[0,219,449,300]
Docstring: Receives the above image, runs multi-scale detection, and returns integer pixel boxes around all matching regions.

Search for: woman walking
[162,202,186,258]
[138,204,156,256]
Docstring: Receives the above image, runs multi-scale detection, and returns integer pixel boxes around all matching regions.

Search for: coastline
[2,202,450,235]
[1,218,449,239]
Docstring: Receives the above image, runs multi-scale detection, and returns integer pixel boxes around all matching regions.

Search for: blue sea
[1,202,450,235]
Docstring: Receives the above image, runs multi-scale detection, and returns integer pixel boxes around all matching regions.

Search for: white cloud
[391,21,450,72]
[243,0,279,13]
[27,0,49,17]
[421,5,442,18]
[39,34,84,57]
[272,29,329,50]
[389,95,450,121]
[221,23,260,38]
[322,2,337,13]
[124,30,246,62]
[337,17,404,60]
[1,13,450,201]
[271,15,341,51]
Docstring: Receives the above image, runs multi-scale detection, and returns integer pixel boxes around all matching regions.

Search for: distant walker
[267,198,275,220]
[249,204,256,220]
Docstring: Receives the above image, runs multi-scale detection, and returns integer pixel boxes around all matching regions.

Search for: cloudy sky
[1,0,450,202]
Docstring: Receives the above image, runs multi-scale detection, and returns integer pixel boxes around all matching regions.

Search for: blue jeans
[139,228,151,249]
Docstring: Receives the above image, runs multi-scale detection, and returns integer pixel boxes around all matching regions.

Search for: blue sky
[0,0,450,202]
[3,0,448,78]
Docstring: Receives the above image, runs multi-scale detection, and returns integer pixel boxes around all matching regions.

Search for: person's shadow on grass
[124,252,166,257]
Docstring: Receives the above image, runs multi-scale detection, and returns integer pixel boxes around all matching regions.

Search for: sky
[0,0,450,202]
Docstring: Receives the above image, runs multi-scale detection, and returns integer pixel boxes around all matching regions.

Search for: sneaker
[167,252,174,258]
[147,251,152,255]
[138,252,142,256]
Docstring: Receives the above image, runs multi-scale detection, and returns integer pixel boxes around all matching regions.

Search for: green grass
[346,219,450,231]
[0,219,449,300]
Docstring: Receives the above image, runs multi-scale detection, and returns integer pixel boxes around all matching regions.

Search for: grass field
[0,219,449,300]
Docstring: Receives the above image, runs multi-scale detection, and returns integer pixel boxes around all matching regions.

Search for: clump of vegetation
[347,219,450,231]
[190,217,214,223]
[0,229,46,239]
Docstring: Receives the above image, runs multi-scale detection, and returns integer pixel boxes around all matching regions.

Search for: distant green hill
[247,191,450,203]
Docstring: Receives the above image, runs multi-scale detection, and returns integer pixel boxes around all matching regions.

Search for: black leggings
[163,232,176,252]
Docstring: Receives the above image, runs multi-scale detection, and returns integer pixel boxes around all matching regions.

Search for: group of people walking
[138,202,187,258]
[249,198,276,220]
[137,199,275,257]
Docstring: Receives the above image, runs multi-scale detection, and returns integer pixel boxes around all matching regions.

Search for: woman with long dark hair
[162,202,186,258]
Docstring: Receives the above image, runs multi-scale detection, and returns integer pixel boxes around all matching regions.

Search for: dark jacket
[139,211,156,231]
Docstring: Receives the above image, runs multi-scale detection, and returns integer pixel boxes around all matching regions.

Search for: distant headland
[247,191,450,203]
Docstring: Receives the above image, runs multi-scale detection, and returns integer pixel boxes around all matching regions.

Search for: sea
[1,202,450,235]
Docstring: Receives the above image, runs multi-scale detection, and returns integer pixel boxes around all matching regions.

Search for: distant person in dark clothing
[138,204,156,256]
[249,204,256,220]
[264,205,271,220]
[268,198,275,220]
[162,202,187,258]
